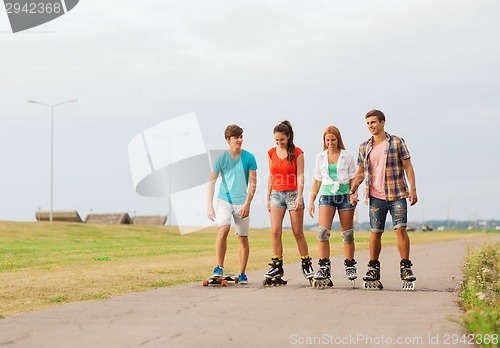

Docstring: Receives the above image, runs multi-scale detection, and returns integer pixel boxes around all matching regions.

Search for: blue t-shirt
[214,149,258,204]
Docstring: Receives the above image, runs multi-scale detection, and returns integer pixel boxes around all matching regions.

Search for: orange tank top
[268,146,303,191]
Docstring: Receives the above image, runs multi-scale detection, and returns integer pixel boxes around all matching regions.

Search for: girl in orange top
[263,120,314,285]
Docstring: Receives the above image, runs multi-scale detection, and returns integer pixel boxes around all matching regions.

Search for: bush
[460,241,500,347]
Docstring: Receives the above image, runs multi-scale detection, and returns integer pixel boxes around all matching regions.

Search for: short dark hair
[365,109,386,122]
[224,124,243,140]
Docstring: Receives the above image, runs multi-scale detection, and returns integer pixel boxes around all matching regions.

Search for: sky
[1,0,499,228]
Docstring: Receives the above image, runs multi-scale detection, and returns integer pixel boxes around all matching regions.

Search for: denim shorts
[369,196,407,232]
[318,194,355,211]
[270,190,304,210]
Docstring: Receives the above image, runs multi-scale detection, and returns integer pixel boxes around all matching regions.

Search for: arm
[350,164,364,192]
[295,153,304,210]
[308,179,322,218]
[348,177,359,207]
[240,170,257,219]
[267,157,274,212]
[351,145,365,195]
[207,171,219,221]
[402,158,418,206]
[349,165,364,205]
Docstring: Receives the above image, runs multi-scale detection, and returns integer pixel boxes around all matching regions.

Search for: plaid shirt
[357,132,411,204]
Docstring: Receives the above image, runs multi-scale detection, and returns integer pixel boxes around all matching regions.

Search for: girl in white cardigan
[308,126,358,288]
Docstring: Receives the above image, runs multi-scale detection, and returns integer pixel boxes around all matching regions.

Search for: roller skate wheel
[363,281,383,290]
[402,281,415,291]
[312,279,332,289]
[351,280,355,288]
[221,279,228,287]
[312,279,321,289]
[202,280,209,287]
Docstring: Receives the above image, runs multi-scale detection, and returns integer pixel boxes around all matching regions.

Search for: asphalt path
[1,236,497,348]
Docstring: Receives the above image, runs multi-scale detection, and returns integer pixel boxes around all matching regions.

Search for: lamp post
[28,99,78,222]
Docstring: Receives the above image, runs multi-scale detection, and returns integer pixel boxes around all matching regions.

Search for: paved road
[0,236,496,348]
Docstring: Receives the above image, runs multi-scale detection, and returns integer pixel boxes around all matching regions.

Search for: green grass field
[0,221,495,317]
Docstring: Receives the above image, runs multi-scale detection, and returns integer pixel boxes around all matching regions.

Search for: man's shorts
[369,196,407,232]
[319,194,355,211]
[216,199,250,236]
[270,190,304,210]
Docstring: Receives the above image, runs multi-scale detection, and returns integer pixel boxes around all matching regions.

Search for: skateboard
[202,274,238,287]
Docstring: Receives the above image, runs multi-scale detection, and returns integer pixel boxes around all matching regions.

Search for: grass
[459,241,500,347]
[0,221,496,317]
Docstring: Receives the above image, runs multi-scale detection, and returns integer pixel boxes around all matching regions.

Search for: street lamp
[28,98,78,222]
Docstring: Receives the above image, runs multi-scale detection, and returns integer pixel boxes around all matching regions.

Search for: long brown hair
[323,126,346,151]
[274,120,296,163]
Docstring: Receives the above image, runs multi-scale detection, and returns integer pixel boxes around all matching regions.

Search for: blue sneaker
[211,266,223,278]
[238,273,248,284]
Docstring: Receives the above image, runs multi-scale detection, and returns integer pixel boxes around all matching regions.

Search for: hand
[240,203,250,219]
[409,190,418,206]
[294,197,303,211]
[267,201,271,213]
[349,191,359,206]
[308,203,315,218]
[207,206,216,221]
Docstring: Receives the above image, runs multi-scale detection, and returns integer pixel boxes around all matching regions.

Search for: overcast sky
[1,0,499,228]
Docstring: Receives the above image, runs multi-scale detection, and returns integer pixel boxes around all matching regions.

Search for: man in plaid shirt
[350,109,418,289]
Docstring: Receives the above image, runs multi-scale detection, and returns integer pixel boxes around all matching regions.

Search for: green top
[322,163,350,196]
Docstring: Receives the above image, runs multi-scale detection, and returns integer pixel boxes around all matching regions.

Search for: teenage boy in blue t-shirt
[207,124,257,284]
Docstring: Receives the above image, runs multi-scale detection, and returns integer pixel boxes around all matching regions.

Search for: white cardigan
[313,149,357,194]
